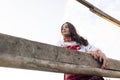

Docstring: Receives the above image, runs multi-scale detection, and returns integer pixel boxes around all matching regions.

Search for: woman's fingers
[88,50,108,69]
[99,55,103,62]
[97,51,108,69]
[101,56,108,69]
[88,51,98,60]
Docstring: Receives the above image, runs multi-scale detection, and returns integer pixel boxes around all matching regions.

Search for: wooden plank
[76,0,120,27]
[0,33,120,78]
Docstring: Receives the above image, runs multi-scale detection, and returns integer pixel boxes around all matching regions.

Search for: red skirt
[64,74,104,80]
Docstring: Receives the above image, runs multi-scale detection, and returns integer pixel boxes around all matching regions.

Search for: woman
[57,22,108,80]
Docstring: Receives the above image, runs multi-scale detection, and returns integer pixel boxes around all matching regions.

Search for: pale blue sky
[0,0,120,80]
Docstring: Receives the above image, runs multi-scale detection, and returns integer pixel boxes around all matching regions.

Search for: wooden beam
[76,0,120,27]
[0,33,120,78]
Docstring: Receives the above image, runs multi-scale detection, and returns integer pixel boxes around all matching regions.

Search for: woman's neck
[64,36,72,42]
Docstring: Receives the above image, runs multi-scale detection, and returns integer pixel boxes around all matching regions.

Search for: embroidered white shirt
[57,40,99,53]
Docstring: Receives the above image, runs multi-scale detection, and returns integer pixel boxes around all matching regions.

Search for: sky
[0,0,120,80]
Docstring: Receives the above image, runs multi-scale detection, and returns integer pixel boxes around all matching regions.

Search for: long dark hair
[61,22,88,46]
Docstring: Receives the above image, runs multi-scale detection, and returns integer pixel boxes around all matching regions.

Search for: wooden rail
[0,33,120,78]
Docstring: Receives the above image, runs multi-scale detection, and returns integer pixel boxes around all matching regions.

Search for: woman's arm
[85,44,108,69]
[88,50,108,69]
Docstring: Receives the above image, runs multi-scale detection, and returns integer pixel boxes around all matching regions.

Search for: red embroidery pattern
[67,45,80,50]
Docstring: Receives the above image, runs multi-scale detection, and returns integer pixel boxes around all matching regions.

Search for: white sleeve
[56,41,61,46]
[85,44,99,52]
[56,40,64,47]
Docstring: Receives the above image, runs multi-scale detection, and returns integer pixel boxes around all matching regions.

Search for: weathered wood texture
[0,33,120,78]
[76,0,120,27]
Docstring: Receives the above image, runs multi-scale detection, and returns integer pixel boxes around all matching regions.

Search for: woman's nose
[63,28,66,30]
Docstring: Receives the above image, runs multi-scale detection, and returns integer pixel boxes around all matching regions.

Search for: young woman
[57,22,108,80]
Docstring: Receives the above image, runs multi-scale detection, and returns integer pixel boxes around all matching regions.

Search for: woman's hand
[88,50,108,69]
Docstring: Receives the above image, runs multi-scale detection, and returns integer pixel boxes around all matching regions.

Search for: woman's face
[61,23,70,37]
